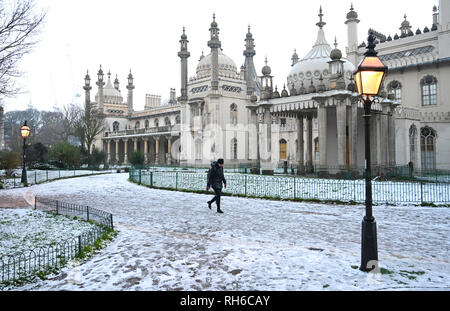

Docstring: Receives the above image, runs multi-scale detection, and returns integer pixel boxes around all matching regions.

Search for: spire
[114,74,120,90]
[316,6,326,29]
[208,12,221,49]
[291,49,299,66]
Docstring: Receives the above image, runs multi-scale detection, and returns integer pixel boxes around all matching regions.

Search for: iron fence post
[78,235,82,256]
[86,206,90,221]
[150,171,153,187]
[139,169,142,184]
[421,182,424,205]
[293,177,296,199]
[176,172,178,190]
[244,175,247,196]
[110,214,114,231]
[13,174,15,187]
[56,201,59,215]
[46,170,48,181]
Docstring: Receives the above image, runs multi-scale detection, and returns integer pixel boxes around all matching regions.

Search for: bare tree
[76,109,104,154]
[0,0,46,99]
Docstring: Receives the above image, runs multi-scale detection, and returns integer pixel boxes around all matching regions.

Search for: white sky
[2,0,439,112]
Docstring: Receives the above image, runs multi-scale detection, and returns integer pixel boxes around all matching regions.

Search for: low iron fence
[130,170,450,205]
[0,198,114,287]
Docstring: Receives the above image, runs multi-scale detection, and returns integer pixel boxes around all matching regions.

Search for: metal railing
[0,198,114,287]
[130,170,450,205]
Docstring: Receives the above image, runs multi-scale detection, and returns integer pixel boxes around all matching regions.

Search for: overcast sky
[2,0,439,112]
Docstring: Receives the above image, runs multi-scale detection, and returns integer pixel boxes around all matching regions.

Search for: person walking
[206,158,227,213]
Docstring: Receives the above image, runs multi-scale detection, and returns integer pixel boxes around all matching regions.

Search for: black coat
[207,162,227,190]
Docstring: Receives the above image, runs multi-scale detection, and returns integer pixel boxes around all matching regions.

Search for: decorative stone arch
[154,118,159,127]
[144,120,149,129]
[135,121,140,129]
[387,80,402,103]
[165,116,171,126]
[409,124,418,168]
[230,103,238,125]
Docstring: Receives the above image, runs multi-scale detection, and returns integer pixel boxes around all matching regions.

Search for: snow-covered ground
[1,173,449,290]
[0,209,97,257]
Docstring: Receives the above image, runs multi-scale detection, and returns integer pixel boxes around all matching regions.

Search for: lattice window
[279,139,287,160]
[113,121,119,132]
[230,104,237,125]
[420,126,436,170]
[421,76,437,106]
[387,80,402,104]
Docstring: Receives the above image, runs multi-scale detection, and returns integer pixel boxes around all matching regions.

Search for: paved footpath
[1,173,449,290]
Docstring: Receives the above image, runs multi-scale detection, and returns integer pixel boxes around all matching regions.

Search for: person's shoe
[217,208,224,214]
[207,201,212,209]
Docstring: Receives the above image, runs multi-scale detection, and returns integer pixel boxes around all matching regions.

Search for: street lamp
[20,121,31,185]
[353,32,388,272]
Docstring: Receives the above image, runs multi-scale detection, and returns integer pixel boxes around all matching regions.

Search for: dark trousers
[209,187,222,208]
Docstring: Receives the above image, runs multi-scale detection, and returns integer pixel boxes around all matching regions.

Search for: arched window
[154,118,159,127]
[421,126,436,171]
[279,139,287,160]
[387,80,402,104]
[113,121,119,132]
[165,117,171,126]
[231,138,238,159]
[135,121,140,129]
[409,125,417,167]
[421,75,437,106]
[175,115,181,124]
[145,120,149,129]
[230,104,237,125]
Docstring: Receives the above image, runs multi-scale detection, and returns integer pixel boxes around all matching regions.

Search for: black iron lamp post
[353,32,388,272]
[20,121,31,185]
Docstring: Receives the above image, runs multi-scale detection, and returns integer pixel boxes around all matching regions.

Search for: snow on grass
[1,173,448,291]
[0,208,98,257]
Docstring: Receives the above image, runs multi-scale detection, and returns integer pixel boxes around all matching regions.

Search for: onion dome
[289,83,297,96]
[308,79,316,93]
[401,14,410,28]
[291,49,299,66]
[330,37,342,60]
[181,27,187,40]
[416,28,422,35]
[272,86,280,98]
[199,50,204,61]
[346,3,358,20]
[387,35,392,41]
[317,75,326,92]
[394,33,399,40]
[287,7,354,93]
[281,85,289,97]
[262,57,272,76]
[407,30,414,36]
[423,26,430,33]
[95,71,123,104]
[431,24,438,31]
[196,49,237,77]
[299,81,307,95]
[347,76,356,92]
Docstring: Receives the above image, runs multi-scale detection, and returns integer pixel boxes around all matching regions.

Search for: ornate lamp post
[20,121,31,185]
[353,32,388,272]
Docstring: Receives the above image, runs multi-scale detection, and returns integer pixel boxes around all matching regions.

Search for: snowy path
[1,173,449,290]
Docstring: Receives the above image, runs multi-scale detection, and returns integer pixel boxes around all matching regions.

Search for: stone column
[306,115,314,173]
[144,138,149,164]
[380,103,389,168]
[107,140,111,163]
[317,105,327,170]
[336,99,347,168]
[167,137,172,165]
[124,139,129,164]
[388,103,396,167]
[350,98,358,169]
[114,139,119,163]
[296,114,304,175]
[259,105,273,175]
[155,136,160,165]
[133,138,138,153]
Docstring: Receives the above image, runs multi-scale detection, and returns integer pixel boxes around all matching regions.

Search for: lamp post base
[21,168,27,185]
[360,219,378,272]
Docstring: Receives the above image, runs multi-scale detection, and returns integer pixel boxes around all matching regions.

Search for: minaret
[260,57,273,100]
[114,74,120,91]
[399,14,412,37]
[127,70,134,115]
[243,25,256,96]
[208,13,221,91]
[96,65,105,113]
[178,27,190,102]
[83,70,92,115]
[345,3,360,66]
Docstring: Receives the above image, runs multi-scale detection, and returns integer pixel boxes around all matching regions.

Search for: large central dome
[287,26,355,91]
[196,49,237,78]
